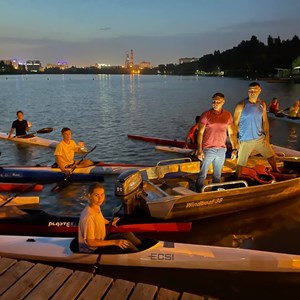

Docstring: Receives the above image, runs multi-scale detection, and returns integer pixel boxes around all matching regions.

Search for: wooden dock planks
[0,257,213,300]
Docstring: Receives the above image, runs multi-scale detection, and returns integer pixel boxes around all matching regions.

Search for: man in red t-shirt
[195,93,238,192]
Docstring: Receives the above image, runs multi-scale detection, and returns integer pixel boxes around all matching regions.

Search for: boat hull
[148,177,300,220]
[0,209,191,237]
[0,183,43,192]
[0,162,144,183]
[0,235,299,272]
[115,158,300,221]
[128,134,197,149]
[0,132,58,148]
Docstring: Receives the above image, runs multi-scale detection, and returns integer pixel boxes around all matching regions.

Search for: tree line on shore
[1,35,300,78]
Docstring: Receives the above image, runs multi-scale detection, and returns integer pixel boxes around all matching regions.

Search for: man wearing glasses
[196,92,238,192]
[233,82,280,178]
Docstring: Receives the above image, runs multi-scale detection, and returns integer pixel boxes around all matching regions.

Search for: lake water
[0,74,300,299]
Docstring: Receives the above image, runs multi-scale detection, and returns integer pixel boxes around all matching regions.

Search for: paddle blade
[36,127,53,134]
[51,178,69,192]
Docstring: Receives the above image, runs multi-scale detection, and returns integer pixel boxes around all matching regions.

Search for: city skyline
[1,0,300,67]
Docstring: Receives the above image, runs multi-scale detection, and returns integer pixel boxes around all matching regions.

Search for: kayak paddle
[51,145,97,192]
[16,127,53,139]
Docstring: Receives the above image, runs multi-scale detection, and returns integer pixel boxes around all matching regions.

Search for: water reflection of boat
[115,157,300,221]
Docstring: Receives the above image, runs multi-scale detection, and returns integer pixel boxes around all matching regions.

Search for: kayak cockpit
[70,237,159,254]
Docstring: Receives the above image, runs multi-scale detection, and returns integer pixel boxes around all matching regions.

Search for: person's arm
[233,102,244,149]
[227,124,238,159]
[25,121,31,132]
[183,125,195,148]
[261,101,270,144]
[8,128,14,139]
[86,237,129,249]
[196,123,206,160]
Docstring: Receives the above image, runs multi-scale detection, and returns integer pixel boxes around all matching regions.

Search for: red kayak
[0,208,192,237]
[128,134,197,149]
[0,183,43,192]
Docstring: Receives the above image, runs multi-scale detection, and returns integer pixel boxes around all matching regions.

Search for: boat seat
[171,186,198,196]
[202,180,248,193]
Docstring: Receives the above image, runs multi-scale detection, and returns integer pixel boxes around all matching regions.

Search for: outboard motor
[115,169,143,215]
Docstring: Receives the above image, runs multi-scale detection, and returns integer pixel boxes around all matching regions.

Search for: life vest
[240,165,275,184]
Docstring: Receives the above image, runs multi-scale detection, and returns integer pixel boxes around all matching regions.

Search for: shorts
[237,135,275,166]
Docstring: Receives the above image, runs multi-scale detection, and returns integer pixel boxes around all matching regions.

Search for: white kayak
[155,144,300,157]
[0,235,300,272]
[0,196,39,206]
[0,132,58,148]
[155,145,194,155]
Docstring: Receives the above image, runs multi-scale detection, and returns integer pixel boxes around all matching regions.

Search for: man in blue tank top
[233,82,280,177]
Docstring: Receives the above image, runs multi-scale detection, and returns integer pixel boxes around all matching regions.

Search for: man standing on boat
[54,127,93,174]
[8,110,31,139]
[233,82,280,177]
[195,93,238,192]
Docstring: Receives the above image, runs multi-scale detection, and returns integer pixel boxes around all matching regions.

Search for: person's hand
[231,150,238,160]
[197,150,204,161]
[115,239,129,249]
[27,121,32,128]
[62,168,71,175]
[78,141,87,152]
[112,217,120,227]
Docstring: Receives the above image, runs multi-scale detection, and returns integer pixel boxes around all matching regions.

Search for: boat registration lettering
[186,197,223,208]
[148,253,174,260]
[48,221,76,227]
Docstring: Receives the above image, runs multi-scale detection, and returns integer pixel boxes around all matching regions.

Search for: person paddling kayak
[54,127,93,174]
[8,110,31,139]
[78,183,141,253]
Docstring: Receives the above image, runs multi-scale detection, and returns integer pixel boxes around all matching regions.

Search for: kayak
[0,132,58,148]
[155,145,194,155]
[128,134,197,149]
[0,208,192,237]
[267,112,300,124]
[0,183,43,192]
[0,196,39,206]
[0,162,146,183]
[0,235,299,272]
[155,144,300,157]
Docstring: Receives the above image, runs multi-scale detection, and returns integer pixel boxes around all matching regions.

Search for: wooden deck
[0,257,217,300]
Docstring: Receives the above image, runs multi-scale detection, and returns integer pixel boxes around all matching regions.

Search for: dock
[0,257,217,300]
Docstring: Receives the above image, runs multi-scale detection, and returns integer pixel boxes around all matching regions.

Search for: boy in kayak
[78,183,141,253]
[54,127,93,174]
[8,110,31,139]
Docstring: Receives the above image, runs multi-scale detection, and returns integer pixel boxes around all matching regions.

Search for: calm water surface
[0,74,300,299]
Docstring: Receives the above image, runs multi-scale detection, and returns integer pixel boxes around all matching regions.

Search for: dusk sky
[1,0,300,67]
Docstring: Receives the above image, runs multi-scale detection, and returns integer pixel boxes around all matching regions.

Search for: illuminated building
[179,57,199,64]
[26,60,42,72]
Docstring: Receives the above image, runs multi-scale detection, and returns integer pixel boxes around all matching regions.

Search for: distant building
[139,61,152,69]
[179,57,199,64]
[26,60,42,72]
[125,49,134,68]
[46,61,68,70]
[0,59,23,69]
[95,63,111,68]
